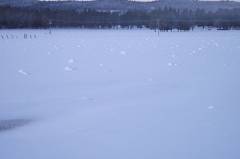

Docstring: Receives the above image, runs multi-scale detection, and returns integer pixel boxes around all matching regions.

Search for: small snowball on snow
[168,62,177,67]
[64,66,74,72]
[68,59,75,64]
[168,62,173,66]
[18,69,29,76]
[120,51,127,55]
[99,63,104,67]
[189,50,197,56]
[208,105,215,110]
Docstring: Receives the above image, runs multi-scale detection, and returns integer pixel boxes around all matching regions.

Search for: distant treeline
[1,5,240,30]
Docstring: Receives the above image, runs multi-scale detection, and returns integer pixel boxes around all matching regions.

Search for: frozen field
[0,29,240,159]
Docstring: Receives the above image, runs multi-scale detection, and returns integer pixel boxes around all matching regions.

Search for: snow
[64,66,74,71]
[208,105,215,110]
[0,29,240,159]
[120,50,127,55]
[68,58,75,64]
[18,69,30,76]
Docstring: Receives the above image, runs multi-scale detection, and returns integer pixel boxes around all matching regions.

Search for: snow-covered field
[0,29,240,159]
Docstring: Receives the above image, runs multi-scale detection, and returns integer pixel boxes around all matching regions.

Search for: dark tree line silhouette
[0,5,240,30]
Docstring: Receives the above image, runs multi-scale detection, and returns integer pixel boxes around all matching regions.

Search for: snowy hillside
[0,29,240,159]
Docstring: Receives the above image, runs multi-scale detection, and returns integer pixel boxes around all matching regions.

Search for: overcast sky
[39,0,240,1]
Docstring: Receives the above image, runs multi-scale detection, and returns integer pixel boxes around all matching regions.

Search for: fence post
[49,20,52,34]
[157,20,160,36]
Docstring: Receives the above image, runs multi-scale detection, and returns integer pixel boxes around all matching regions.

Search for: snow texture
[0,29,240,159]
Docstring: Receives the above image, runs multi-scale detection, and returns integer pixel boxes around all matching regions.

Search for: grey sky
[39,0,240,1]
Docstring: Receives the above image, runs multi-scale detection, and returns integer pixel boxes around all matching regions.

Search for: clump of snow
[68,58,75,64]
[64,66,76,72]
[208,105,215,110]
[120,50,127,55]
[18,69,30,76]
[168,62,173,66]
[167,62,177,67]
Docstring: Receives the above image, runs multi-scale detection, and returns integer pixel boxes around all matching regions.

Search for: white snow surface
[0,29,240,159]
